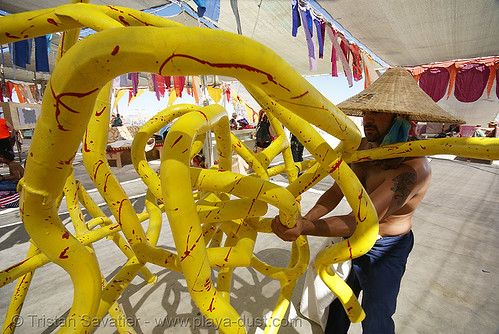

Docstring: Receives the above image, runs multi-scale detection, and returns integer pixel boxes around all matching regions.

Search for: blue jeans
[0,180,18,191]
[325,231,414,334]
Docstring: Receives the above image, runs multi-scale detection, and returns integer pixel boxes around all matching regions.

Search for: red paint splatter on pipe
[207,298,216,312]
[58,151,76,166]
[347,239,353,259]
[159,53,290,92]
[171,135,183,148]
[93,160,104,180]
[5,258,30,272]
[5,32,20,39]
[96,106,106,116]
[328,158,343,173]
[224,247,232,262]
[50,84,99,131]
[196,110,209,122]
[128,13,152,26]
[117,199,127,225]
[62,231,70,239]
[59,247,70,259]
[118,16,130,26]
[356,189,367,223]
[104,173,111,192]
[290,91,309,99]
[47,18,58,26]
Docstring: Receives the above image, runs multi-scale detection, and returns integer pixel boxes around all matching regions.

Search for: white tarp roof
[1,0,498,125]
[316,0,499,66]
[2,0,498,72]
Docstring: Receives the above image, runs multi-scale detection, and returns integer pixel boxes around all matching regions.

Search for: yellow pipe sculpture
[0,3,498,334]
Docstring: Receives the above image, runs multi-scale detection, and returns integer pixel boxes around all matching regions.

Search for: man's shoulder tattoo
[390,172,416,205]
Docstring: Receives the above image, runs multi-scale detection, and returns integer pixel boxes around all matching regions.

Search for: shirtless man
[272,111,432,333]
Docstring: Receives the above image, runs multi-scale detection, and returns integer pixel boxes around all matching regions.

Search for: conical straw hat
[337,67,464,124]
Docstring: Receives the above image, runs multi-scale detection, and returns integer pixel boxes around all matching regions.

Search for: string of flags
[0,81,41,103]
[112,74,257,123]
[292,0,379,87]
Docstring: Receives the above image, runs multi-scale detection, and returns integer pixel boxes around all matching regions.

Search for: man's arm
[271,182,347,241]
[6,121,14,137]
[272,161,430,241]
[303,182,344,221]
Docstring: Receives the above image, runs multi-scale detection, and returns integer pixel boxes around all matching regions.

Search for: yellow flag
[113,89,127,110]
[207,86,223,103]
[168,89,177,106]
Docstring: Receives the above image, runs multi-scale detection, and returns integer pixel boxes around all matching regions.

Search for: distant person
[408,121,419,141]
[486,121,497,137]
[230,113,238,130]
[237,118,253,130]
[190,153,206,169]
[255,110,274,153]
[290,134,304,162]
[112,114,123,127]
[0,150,24,191]
[0,118,14,154]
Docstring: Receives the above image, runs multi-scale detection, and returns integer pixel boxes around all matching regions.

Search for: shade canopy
[2,0,497,77]
[316,0,499,67]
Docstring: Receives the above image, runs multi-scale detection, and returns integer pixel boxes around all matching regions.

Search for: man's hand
[271,215,304,242]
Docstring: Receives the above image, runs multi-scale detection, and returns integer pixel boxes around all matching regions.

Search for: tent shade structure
[316,0,499,67]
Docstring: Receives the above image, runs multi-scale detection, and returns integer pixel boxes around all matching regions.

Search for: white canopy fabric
[2,0,498,73]
[1,0,498,125]
[316,0,499,67]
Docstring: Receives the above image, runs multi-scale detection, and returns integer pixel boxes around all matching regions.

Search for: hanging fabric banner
[299,6,317,72]
[173,76,185,98]
[155,75,165,97]
[192,76,202,105]
[419,67,450,102]
[291,0,301,37]
[34,35,50,72]
[327,27,353,86]
[313,17,324,59]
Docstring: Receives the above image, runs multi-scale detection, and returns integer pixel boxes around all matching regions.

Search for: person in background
[190,153,206,169]
[0,118,14,154]
[486,121,497,137]
[230,112,238,130]
[255,110,274,153]
[237,118,253,130]
[290,133,304,162]
[112,113,123,127]
[0,150,24,191]
[408,120,419,141]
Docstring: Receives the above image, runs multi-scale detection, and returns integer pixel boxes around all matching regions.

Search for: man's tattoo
[390,172,416,205]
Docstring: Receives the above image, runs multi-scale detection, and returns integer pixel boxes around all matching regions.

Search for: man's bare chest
[351,162,389,194]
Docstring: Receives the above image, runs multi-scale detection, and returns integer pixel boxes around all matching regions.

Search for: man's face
[362,111,396,143]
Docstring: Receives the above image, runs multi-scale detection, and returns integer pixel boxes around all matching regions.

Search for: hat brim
[337,67,465,124]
